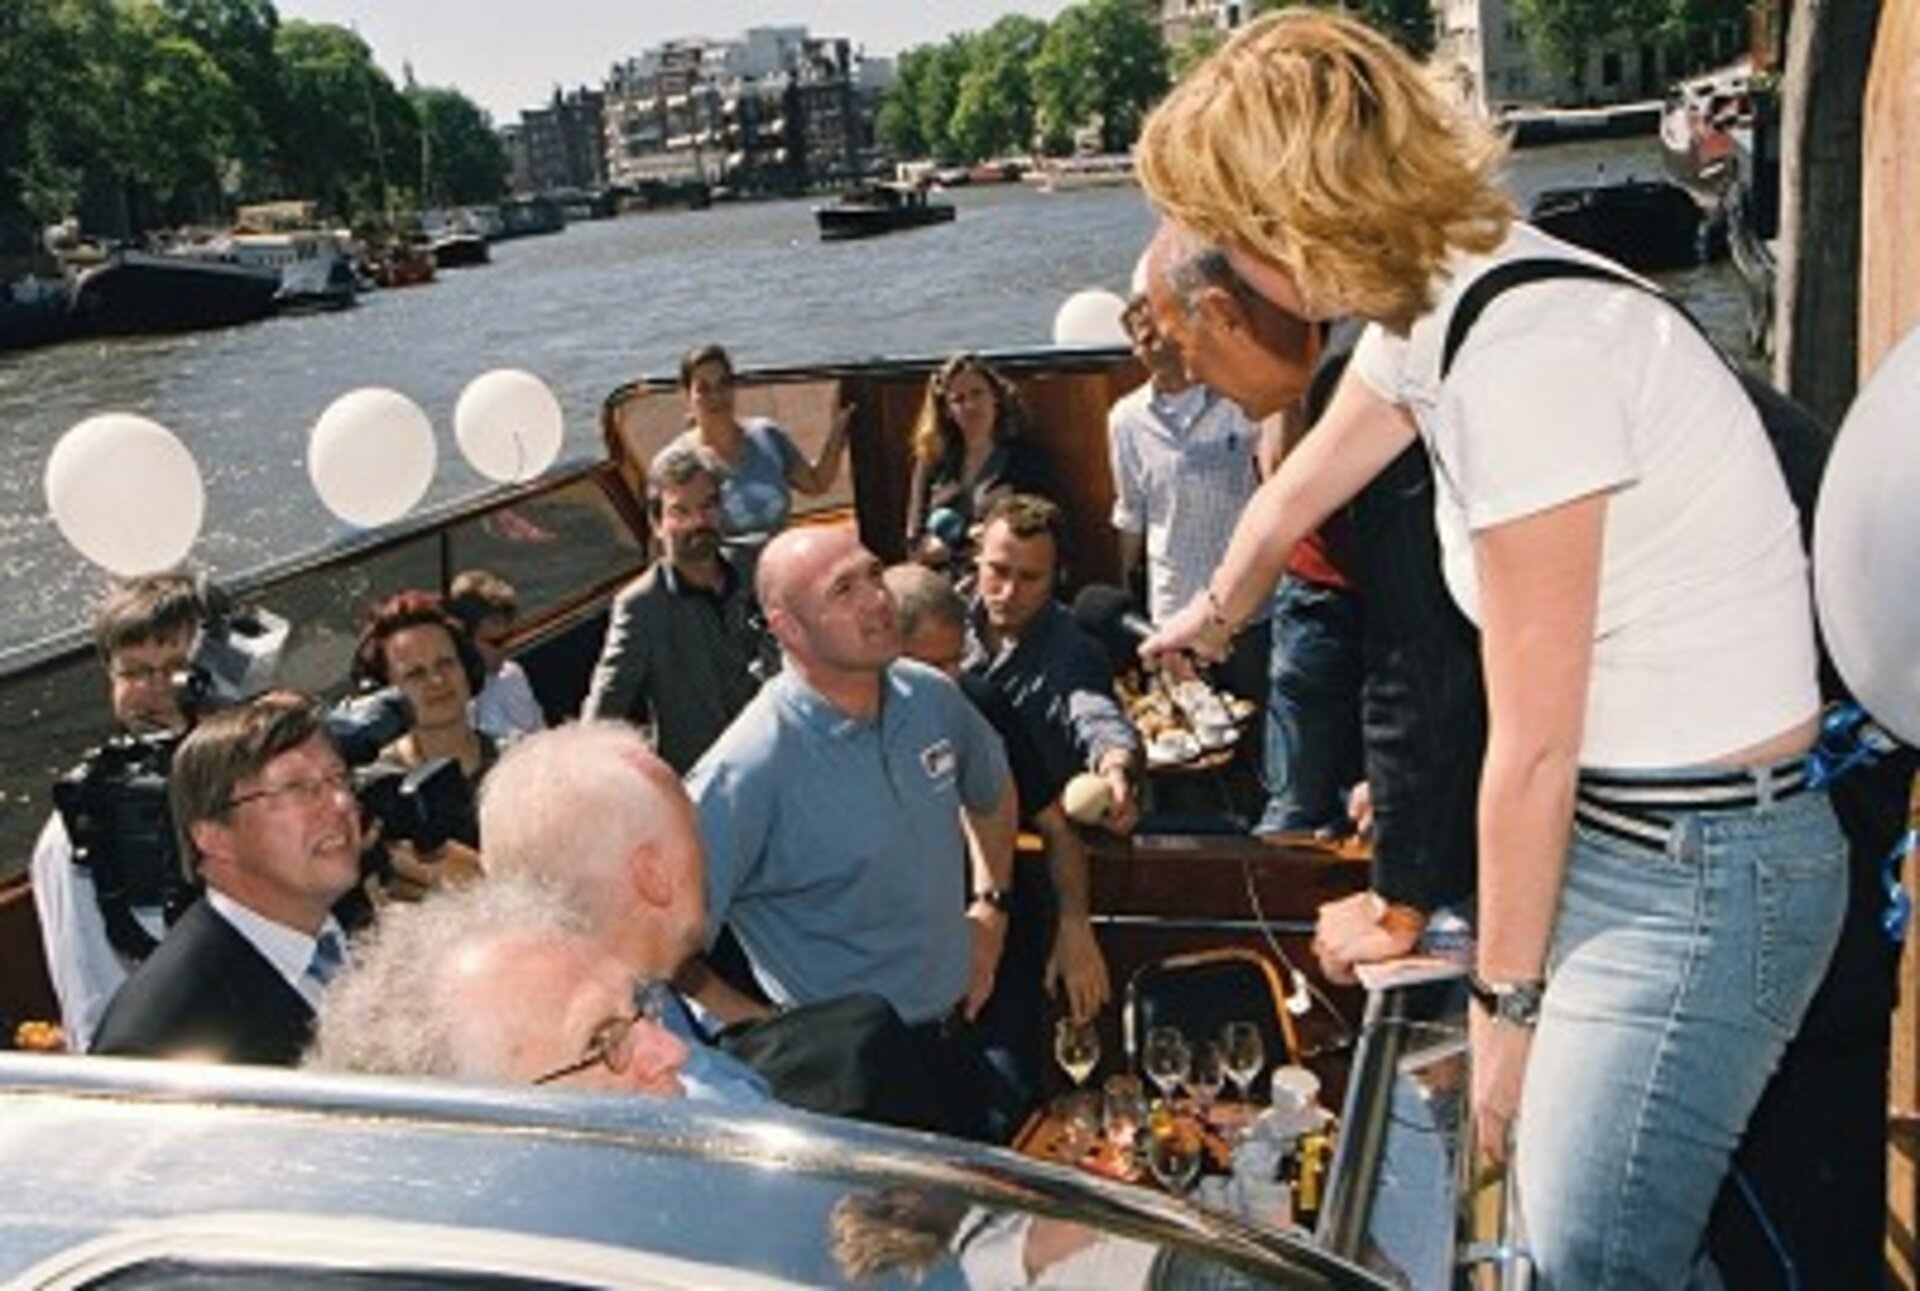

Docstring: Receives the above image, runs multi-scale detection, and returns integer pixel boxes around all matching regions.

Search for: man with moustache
[687,524,1019,1140]
[91,693,364,1066]
[583,445,775,773]
[1141,223,1482,978]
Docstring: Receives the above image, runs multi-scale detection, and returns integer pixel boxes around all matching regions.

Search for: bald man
[687,525,1019,1141]
[308,877,688,1097]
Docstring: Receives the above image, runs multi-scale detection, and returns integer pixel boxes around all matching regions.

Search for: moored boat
[363,239,437,289]
[0,274,77,352]
[813,182,956,241]
[1658,59,1753,200]
[67,250,282,336]
[1023,153,1137,193]
[428,231,491,269]
[1527,177,1707,273]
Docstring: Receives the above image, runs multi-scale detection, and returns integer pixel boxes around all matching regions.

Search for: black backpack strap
[1442,257,1665,379]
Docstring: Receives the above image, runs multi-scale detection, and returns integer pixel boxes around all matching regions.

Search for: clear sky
[275,1,1079,123]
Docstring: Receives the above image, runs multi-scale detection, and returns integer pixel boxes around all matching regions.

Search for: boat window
[442,477,647,627]
[607,377,856,524]
[0,652,105,883]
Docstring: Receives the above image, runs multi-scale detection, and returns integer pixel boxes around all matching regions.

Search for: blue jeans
[1515,780,1846,1289]
[1256,576,1363,835]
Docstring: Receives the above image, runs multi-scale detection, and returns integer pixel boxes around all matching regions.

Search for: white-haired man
[308,878,687,1096]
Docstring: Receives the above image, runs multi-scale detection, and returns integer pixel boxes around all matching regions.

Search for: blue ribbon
[1804,702,1898,790]
[1803,703,1911,945]
[1884,830,1915,946]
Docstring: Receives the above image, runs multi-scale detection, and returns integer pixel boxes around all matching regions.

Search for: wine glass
[1188,1040,1227,1120]
[1054,1016,1101,1088]
[1102,1074,1148,1171]
[1056,1089,1102,1161]
[1142,1026,1191,1105]
[1221,1021,1266,1104]
[1146,1112,1204,1195]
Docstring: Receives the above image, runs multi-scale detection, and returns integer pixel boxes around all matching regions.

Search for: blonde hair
[1137,7,1513,324]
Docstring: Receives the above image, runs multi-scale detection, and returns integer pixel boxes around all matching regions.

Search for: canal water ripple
[0,138,1739,658]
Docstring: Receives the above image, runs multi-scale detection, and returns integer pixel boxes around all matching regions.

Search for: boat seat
[1121,946,1300,1074]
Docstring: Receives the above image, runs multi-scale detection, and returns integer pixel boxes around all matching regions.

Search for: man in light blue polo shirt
[686,524,1019,1140]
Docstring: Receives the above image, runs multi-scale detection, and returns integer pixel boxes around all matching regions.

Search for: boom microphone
[1070,583,1154,647]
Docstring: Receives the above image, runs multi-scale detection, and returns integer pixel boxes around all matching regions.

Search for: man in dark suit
[91,693,362,1066]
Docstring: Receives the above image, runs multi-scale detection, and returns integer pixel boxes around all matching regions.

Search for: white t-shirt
[470,660,545,740]
[31,813,167,1051]
[1351,223,1817,767]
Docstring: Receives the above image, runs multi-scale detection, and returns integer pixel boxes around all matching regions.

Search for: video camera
[50,731,189,961]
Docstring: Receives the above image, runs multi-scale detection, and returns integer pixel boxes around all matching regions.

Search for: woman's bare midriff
[1705,714,1821,769]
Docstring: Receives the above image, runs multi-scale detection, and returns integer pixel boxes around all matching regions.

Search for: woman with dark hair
[659,342,853,551]
[352,591,496,863]
[904,353,1054,564]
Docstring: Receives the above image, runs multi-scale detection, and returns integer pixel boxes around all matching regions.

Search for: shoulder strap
[1442,257,1676,379]
[1442,254,1833,550]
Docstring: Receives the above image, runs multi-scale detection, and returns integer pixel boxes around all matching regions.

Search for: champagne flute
[1188,1039,1227,1121]
[1221,1021,1266,1104]
[1054,1016,1101,1088]
[1142,1026,1191,1105]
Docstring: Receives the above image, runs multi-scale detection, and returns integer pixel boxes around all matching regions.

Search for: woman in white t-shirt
[1132,12,1844,1290]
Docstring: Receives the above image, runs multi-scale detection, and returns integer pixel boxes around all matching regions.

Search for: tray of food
[1119,673,1258,768]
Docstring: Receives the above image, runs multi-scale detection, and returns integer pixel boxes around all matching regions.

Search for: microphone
[1070,583,1154,647]
[926,506,967,550]
[1284,968,1313,1017]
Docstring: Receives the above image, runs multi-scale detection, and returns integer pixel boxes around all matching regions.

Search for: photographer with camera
[33,575,206,1050]
[91,692,362,1066]
[350,592,490,897]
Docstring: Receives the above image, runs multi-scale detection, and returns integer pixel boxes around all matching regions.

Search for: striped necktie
[306,929,345,987]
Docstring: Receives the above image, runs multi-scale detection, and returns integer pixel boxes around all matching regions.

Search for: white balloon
[1052,288,1130,347]
[454,368,565,483]
[44,413,203,576]
[308,387,436,528]
[1814,324,1920,743]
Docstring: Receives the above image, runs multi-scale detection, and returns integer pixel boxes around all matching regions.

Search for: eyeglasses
[227,768,354,811]
[110,659,189,687]
[531,979,675,1087]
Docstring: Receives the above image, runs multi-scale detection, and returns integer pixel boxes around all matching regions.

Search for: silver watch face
[1495,984,1544,1026]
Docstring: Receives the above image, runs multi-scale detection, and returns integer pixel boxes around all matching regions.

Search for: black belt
[1575,758,1810,852]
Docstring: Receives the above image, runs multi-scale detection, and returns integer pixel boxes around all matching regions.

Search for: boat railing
[0,461,647,883]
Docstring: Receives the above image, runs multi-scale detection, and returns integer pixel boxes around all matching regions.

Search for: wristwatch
[1467,972,1546,1028]
[969,886,1012,913]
